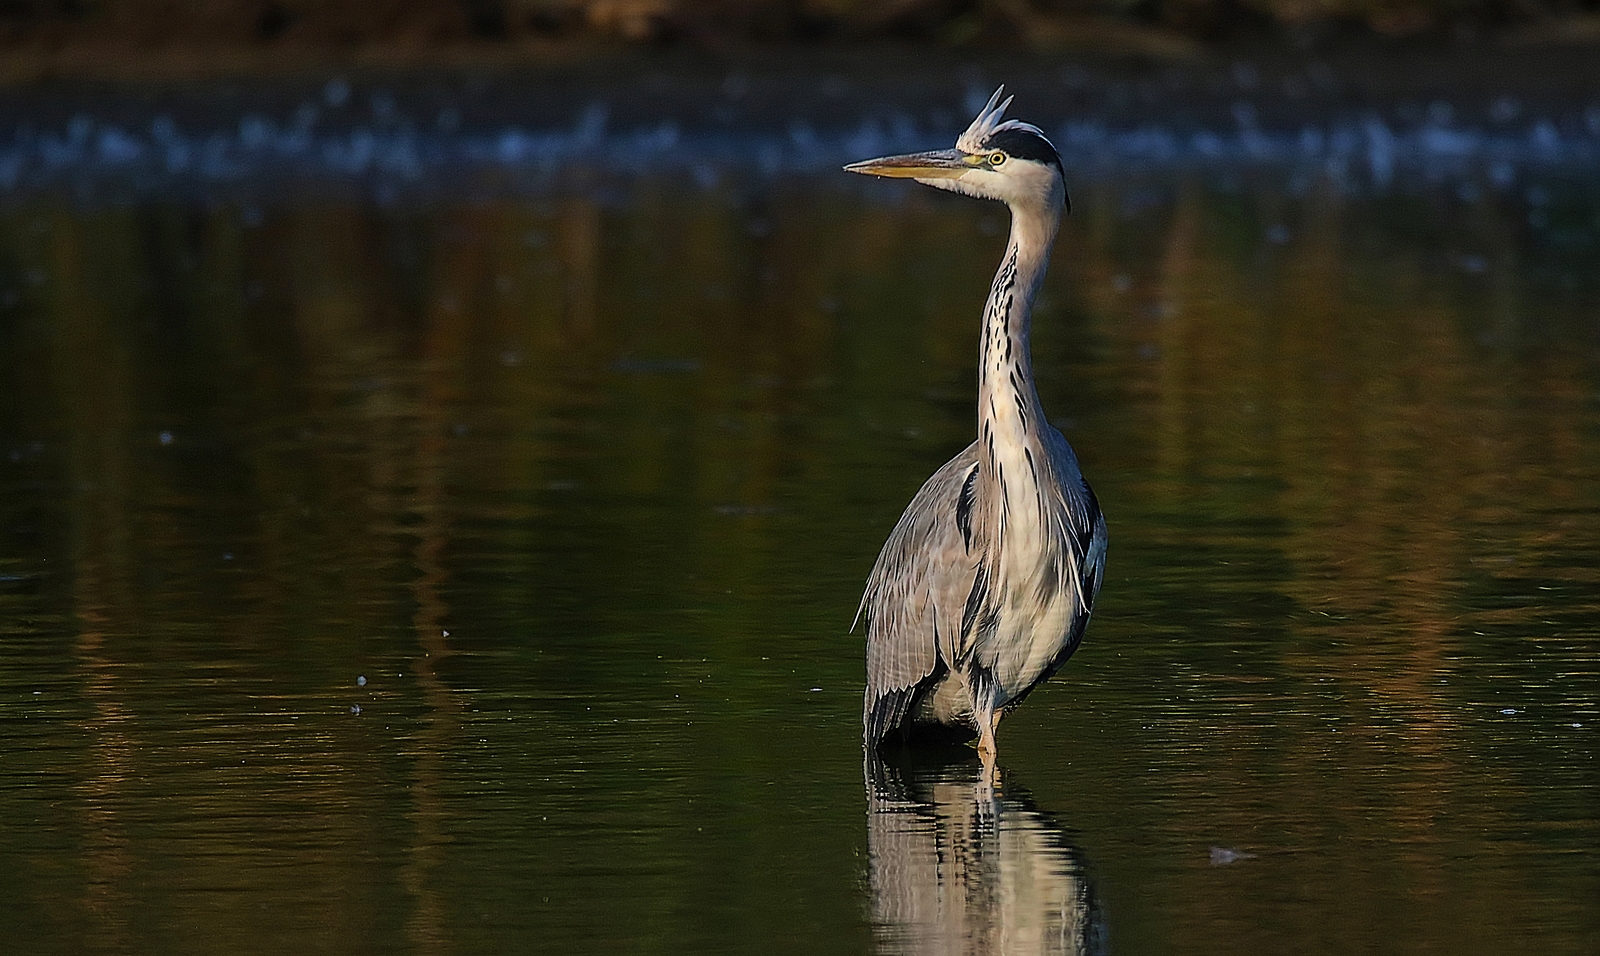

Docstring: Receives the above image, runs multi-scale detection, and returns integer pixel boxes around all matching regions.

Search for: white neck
[977,191,1063,448]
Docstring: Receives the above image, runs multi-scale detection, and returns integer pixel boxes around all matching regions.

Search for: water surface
[0,108,1597,954]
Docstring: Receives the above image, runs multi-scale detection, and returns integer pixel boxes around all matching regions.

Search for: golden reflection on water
[0,173,1595,955]
[1047,175,1598,955]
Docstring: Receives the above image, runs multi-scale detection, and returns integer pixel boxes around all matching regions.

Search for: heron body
[849,89,1108,763]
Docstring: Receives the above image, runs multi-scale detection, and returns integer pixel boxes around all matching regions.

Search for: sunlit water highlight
[0,74,1597,955]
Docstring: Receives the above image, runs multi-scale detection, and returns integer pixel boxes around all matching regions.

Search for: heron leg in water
[973,674,1002,770]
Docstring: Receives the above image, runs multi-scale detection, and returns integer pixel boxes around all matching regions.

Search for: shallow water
[0,102,1598,954]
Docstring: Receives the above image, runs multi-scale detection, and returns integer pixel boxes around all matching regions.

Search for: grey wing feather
[1039,426,1109,680]
[857,442,983,744]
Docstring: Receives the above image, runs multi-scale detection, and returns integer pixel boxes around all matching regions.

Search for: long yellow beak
[844,148,975,179]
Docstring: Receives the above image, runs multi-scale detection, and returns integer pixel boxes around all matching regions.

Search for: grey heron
[848,88,1108,768]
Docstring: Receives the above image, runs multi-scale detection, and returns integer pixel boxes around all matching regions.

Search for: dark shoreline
[0,11,1598,89]
[2,0,1599,66]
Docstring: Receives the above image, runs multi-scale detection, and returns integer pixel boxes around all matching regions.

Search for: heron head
[844,87,1068,214]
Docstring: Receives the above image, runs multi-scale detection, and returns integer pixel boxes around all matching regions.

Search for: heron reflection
[866,754,1105,955]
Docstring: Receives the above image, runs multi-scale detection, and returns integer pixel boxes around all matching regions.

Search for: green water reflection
[0,175,1596,955]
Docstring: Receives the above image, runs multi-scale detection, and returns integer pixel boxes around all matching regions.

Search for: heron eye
[988,152,1006,166]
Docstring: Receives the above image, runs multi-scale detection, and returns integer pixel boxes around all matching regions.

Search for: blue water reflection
[3,70,1600,203]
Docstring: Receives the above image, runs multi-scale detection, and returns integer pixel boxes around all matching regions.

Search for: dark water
[1,132,1598,954]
